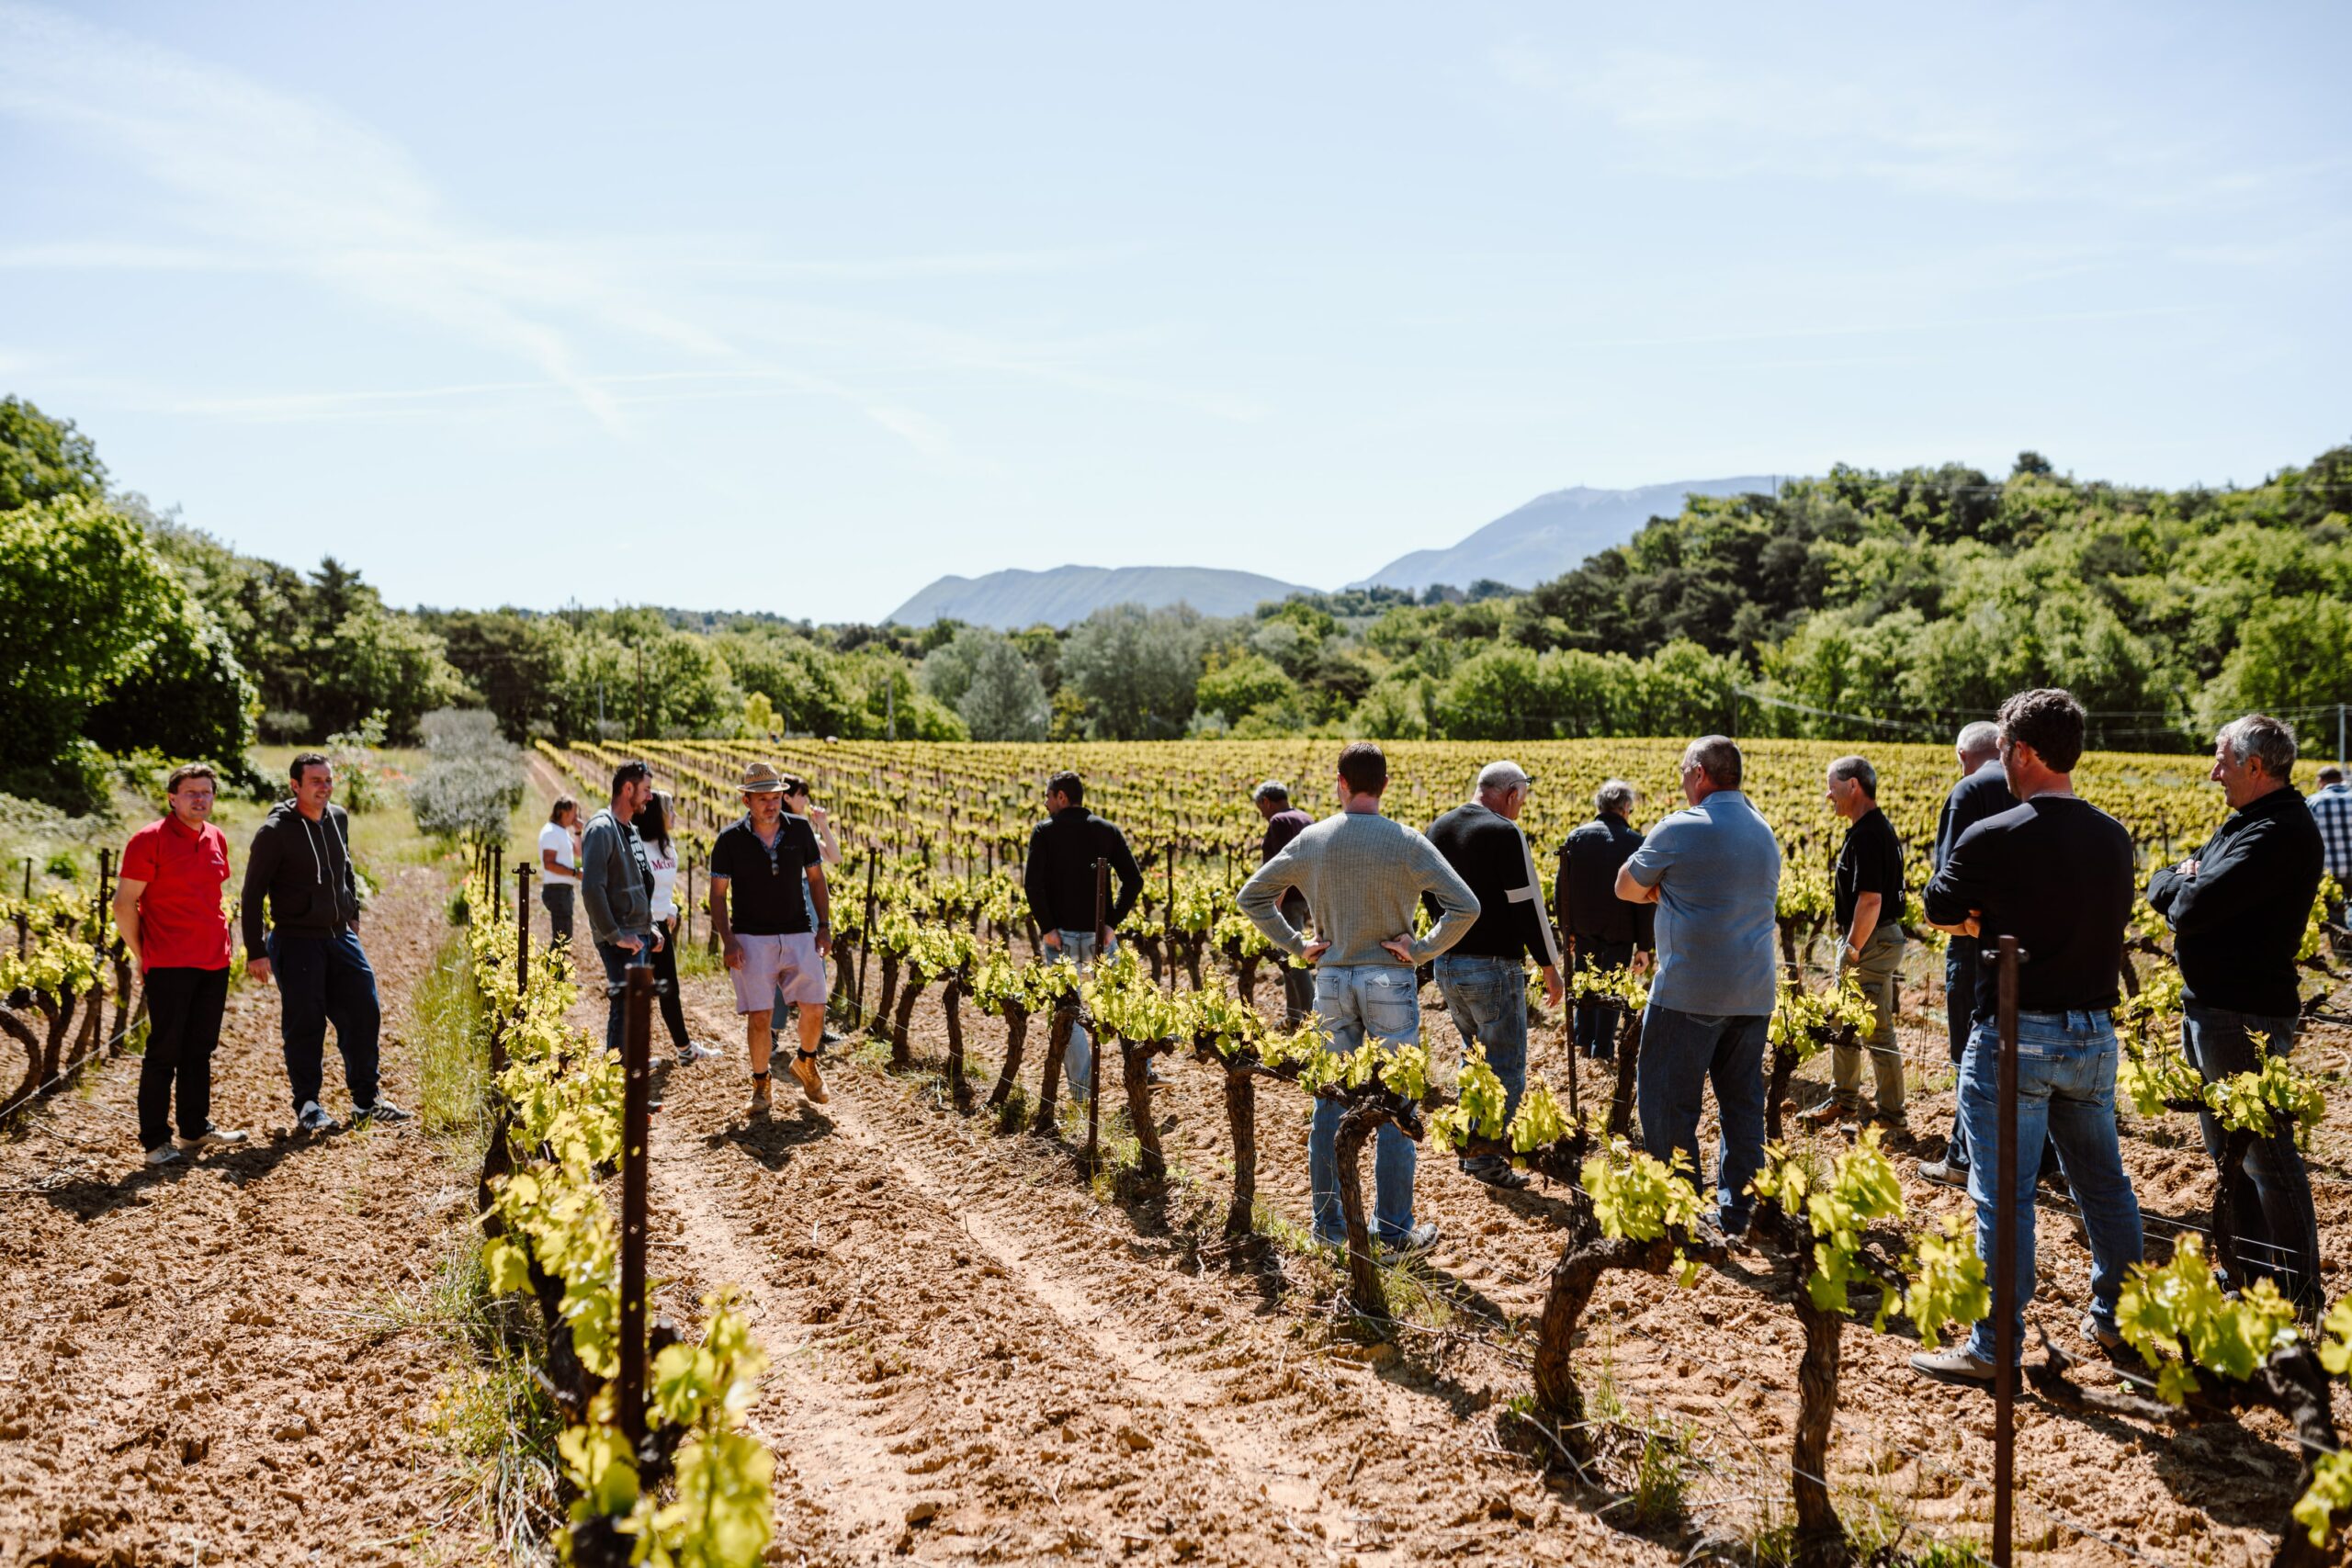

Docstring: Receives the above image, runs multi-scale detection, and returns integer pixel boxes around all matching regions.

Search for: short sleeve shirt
[1622,790,1782,1015]
[1834,807,1904,931]
[120,816,234,972]
[538,821,579,885]
[709,815,819,936]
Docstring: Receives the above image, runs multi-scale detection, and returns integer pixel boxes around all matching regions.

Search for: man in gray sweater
[1239,742,1480,1256]
[580,758,661,1058]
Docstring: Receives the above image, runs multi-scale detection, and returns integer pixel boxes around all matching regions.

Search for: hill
[886,565,1312,628]
[1348,476,1778,592]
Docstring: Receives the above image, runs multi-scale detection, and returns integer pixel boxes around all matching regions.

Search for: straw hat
[739,761,786,795]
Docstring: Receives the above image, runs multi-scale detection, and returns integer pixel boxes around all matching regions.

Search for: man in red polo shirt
[114,762,248,1166]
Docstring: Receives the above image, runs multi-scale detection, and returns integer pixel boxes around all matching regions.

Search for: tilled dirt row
[636,964,1672,1568]
[649,954,2349,1568]
[0,863,483,1568]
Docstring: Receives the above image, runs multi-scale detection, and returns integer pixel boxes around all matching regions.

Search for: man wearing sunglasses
[710,761,831,1113]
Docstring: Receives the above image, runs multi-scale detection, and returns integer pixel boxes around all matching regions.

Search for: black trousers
[140,966,229,1149]
[650,919,690,1054]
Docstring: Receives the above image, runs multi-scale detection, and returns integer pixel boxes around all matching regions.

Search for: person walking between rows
[243,752,406,1134]
[1912,688,2144,1383]
[1555,779,1653,1061]
[1023,770,1142,1102]
[1616,736,1779,1240]
[116,763,247,1165]
[581,760,662,1061]
[2312,763,2351,956]
[1427,760,1565,1192]
[1240,742,1480,1257]
[710,762,831,1113]
[1252,780,1317,1027]
[2149,715,2325,1313]
[634,789,718,1066]
[1801,756,1908,1132]
[538,796,581,948]
[776,774,844,1050]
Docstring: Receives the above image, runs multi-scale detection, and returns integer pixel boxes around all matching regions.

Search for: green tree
[2199,597,2352,732]
[1195,653,1293,722]
[1062,604,1204,739]
[0,396,107,513]
[956,634,1051,740]
[1434,644,1548,739]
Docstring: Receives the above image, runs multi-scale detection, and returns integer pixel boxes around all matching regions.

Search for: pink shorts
[729,931,827,1013]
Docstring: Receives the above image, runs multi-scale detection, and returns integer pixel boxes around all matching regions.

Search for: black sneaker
[354,1098,411,1123]
[1377,1222,1440,1260]
[296,1100,339,1134]
[1461,1159,1532,1191]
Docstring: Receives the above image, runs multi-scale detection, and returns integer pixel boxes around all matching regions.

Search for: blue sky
[3,2,2346,622]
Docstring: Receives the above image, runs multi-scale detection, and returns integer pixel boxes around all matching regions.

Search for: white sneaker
[296,1101,339,1134]
[175,1126,251,1152]
[143,1143,186,1167]
[676,1041,722,1064]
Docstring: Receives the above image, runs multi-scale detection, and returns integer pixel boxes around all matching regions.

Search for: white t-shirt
[538,822,579,885]
[643,836,680,922]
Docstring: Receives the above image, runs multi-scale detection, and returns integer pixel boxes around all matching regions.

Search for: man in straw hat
[709,761,832,1114]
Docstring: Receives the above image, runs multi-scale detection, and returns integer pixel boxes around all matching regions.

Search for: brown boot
[1796,1096,1854,1128]
[789,1049,829,1105]
[747,1072,772,1117]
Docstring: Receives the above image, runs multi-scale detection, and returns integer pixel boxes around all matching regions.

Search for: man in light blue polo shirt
[1615,735,1782,1237]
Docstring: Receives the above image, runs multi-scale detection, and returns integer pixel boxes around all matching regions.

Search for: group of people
[118,705,2345,1376]
[117,752,407,1166]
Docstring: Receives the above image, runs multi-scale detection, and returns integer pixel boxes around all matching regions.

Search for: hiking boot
[789,1051,829,1105]
[296,1101,339,1134]
[1910,1345,1998,1383]
[142,1143,186,1168]
[354,1098,410,1123]
[1462,1159,1532,1192]
[747,1076,773,1117]
[2081,1311,2123,1352]
[1377,1222,1440,1261]
[1917,1157,1968,1188]
[1796,1096,1854,1128]
[175,1126,250,1152]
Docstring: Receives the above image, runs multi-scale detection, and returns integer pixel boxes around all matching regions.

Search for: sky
[2,2,2347,623]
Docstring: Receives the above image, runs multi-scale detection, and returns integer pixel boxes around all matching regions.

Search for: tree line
[3,392,2346,812]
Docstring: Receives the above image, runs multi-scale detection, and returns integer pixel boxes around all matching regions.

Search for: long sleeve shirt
[1238,809,1479,968]
[1423,802,1562,966]
[1924,795,2134,1022]
[1023,807,1142,935]
[2147,785,2323,1018]
[1555,815,1655,949]
[579,807,654,946]
[2311,784,2352,884]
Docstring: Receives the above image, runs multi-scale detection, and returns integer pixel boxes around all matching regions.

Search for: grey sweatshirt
[1238,809,1480,967]
[579,807,653,947]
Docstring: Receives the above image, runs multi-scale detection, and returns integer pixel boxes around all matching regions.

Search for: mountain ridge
[886,564,1312,629]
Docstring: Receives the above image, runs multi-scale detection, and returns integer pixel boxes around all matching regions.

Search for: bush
[409,757,525,843]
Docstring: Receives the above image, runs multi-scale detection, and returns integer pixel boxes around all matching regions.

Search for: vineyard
[3,733,2348,1567]
[510,734,2347,1567]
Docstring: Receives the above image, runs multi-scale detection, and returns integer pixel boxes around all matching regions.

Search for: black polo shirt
[1835,806,1905,931]
[710,814,820,936]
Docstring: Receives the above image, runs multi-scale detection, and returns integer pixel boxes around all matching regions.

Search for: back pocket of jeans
[1363,970,1419,1041]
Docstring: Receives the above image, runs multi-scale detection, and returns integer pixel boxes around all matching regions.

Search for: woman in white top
[538,798,581,945]
[631,790,717,1065]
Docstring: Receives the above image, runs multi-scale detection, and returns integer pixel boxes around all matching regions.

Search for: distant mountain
[887,564,1313,629]
[1348,477,1779,592]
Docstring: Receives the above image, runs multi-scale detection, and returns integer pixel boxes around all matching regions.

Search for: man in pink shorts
[708,761,831,1114]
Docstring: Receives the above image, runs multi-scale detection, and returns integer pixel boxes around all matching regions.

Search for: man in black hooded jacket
[241,751,407,1134]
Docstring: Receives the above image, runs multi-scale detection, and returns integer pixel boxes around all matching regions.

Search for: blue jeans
[1434,953,1526,1172]
[1635,1005,1768,1226]
[1960,1010,2143,1364]
[270,930,380,1112]
[1052,930,1111,1099]
[1308,964,1421,1247]
[2182,1003,2320,1309]
[596,939,652,1057]
[1943,947,1974,1166]
[1570,940,1634,1056]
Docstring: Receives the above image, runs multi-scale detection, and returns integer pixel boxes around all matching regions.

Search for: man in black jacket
[2148,713,2326,1310]
[1428,761,1564,1190]
[1253,781,1317,1025]
[1023,771,1142,1100]
[1555,779,1653,1059]
[242,751,407,1134]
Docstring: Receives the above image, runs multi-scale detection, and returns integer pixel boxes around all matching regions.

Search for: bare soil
[7,863,2346,1567]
